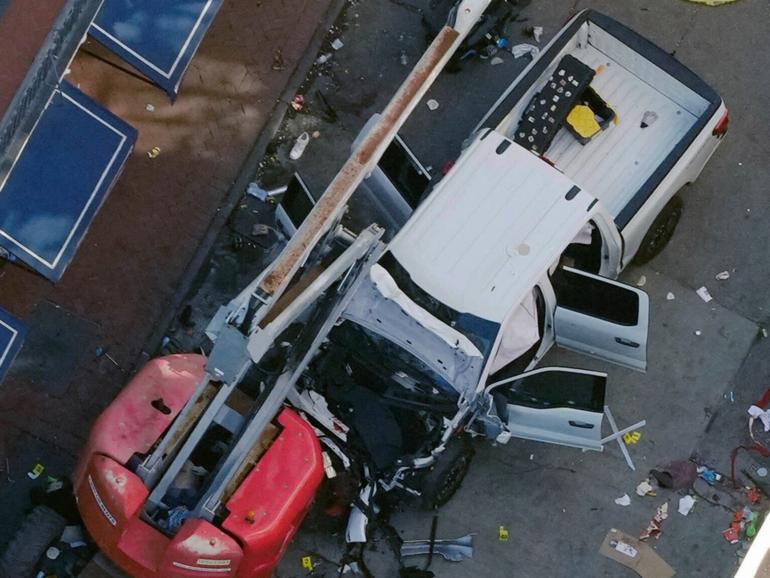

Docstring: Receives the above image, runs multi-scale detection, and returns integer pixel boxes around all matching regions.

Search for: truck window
[551,267,639,326]
[379,137,431,209]
[496,370,605,412]
[560,220,602,274]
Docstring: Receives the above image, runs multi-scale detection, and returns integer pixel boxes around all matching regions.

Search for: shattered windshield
[378,252,500,359]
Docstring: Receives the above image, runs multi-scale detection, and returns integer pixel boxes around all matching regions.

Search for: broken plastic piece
[678,495,695,516]
[636,479,655,497]
[715,271,730,280]
[615,494,631,506]
[426,99,440,111]
[27,463,44,480]
[289,132,310,160]
[666,292,675,301]
[696,286,713,303]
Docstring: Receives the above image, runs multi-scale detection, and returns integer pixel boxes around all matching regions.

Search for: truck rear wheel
[633,195,683,265]
[0,505,66,578]
[420,438,475,510]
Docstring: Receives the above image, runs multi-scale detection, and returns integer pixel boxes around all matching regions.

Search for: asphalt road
[265,0,770,576]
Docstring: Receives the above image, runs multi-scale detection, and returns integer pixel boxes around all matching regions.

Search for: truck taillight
[713,110,729,138]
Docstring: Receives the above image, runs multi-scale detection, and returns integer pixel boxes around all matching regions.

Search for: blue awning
[0,307,26,383]
[0,81,137,282]
[90,0,224,98]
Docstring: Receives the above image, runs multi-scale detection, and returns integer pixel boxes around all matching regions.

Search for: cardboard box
[599,528,675,578]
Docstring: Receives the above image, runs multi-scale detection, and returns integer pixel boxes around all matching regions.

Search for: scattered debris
[400,50,409,66]
[599,528,675,578]
[524,25,544,43]
[312,130,321,139]
[650,460,697,490]
[290,94,305,112]
[426,99,440,111]
[615,494,632,506]
[27,463,44,480]
[696,286,713,302]
[762,327,769,338]
[666,292,675,301]
[301,556,314,570]
[401,534,474,562]
[331,38,345,51]
[289,132,310,160]
[748,404,770,432]
[694,330,702,336]
[746,487,762,504]
[636,479,656,497]
[490,56,504,66]
[147,146,161,159]
[715,270,731,280]
[498,526,509,541]
[272,48,285,71]
[316,53,333,65]
[145,103,155,112]
[636,274,647,287]
[510,43,539,59]
[678,495,696,516]
[640,111,658,129]
[639,502,668,541]
[697,466,724,485]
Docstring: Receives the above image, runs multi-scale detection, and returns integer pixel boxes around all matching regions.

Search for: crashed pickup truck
[74,5,726,578]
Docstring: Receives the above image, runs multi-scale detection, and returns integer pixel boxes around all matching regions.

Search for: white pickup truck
[278,8,728,509]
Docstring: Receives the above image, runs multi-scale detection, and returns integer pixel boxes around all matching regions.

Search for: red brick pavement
[0,0,333,461]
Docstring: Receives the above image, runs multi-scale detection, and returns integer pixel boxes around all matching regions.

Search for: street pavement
[0,0,336,550]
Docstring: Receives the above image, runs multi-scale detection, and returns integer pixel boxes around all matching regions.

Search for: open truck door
[485,367,607,451]
[551,266,649,371]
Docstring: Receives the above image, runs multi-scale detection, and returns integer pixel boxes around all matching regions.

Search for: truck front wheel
[420,438,475,510]
[633,195,684,265]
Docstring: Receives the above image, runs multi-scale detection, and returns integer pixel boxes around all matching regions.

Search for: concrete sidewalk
[0,0,339,549]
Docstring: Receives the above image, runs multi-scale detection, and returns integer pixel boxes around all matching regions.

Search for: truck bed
[481,11,721,227]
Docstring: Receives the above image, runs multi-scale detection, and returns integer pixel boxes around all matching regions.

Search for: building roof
[388,130,596,323]
[0,0,101,178]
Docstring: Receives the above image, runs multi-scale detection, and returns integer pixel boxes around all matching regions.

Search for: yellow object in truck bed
[566,105,601,139]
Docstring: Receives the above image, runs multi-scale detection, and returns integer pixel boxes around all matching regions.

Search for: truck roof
[388,130,596,324]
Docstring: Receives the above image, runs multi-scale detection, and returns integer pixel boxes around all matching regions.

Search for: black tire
[0,505,66,578]
[420,438,475,509]
[633,195,684,265]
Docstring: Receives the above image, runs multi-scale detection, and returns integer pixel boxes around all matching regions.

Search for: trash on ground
[636,275,647,287]
[331,38,344,50]
[697,465,724,485]
[490,56,504,66]
[510,43,539,59]
[426,99,440,111]
[599,528,675,578]
[639,502,668,541]
[312,130,321,139]
[678,495,696,516]
[748,404,770,432]
[525,25,544,43]
[316,53,333,65]
[636,479,656,497]
[615,494,632,506]
[401,534,473,562]
[301,556,314,570]
[289,132,310,160]
[400,50,409,66]
[290,94,304,112]
[746,487,762,504]
[624,431,642,445]
[27,463,44,480]
[650,460,697,490]
[696,286,713,302]
[666,292,675,301]
[716,270,731,280]
[498,526,509,541]
[640,111,658,128]
[694,330,702,336]
[145,103,155,112]
[147,146,161,159]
